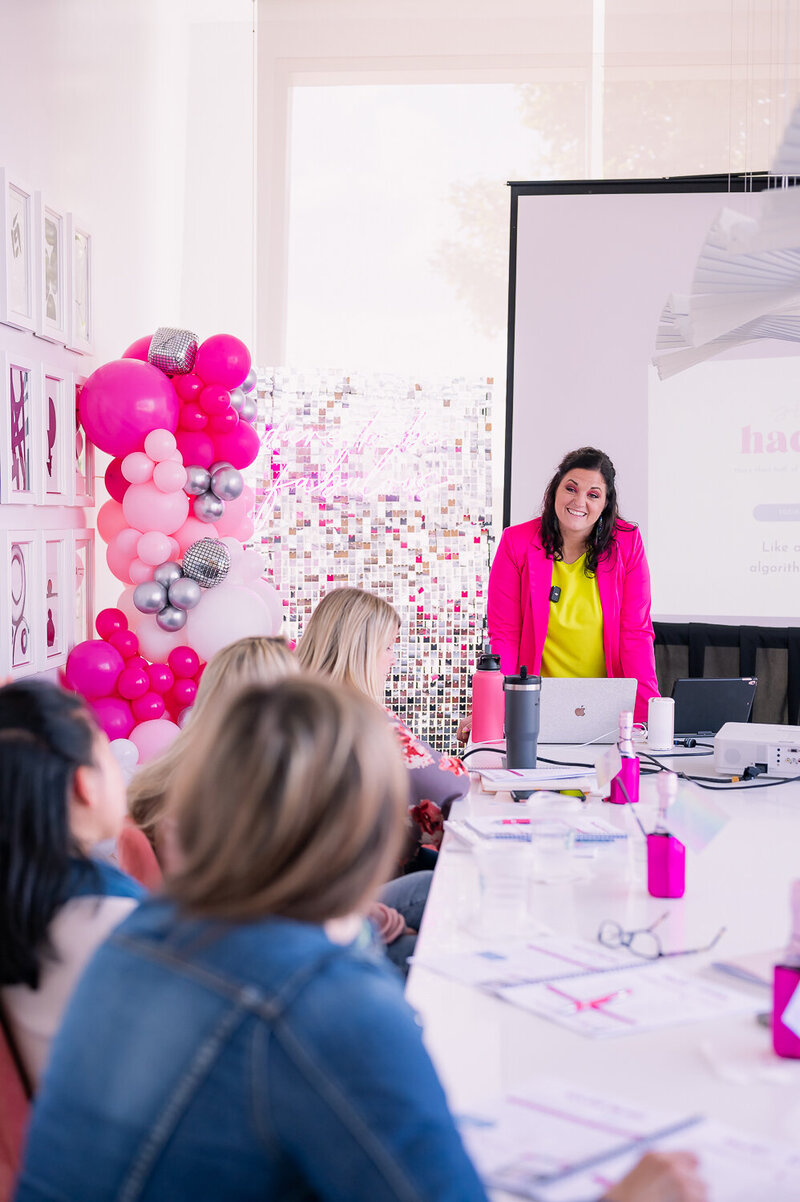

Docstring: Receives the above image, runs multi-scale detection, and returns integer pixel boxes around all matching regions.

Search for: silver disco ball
[182,538,231,589]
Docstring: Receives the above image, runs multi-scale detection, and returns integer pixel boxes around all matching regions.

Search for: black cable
[459,746,505,761]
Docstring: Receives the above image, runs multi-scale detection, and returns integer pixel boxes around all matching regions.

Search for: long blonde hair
[296,588,400,702]
[128,636,297,844]
[168,677,408,922]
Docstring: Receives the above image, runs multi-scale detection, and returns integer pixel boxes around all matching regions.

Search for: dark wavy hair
[0,681,97,989]
[540,447,632,576]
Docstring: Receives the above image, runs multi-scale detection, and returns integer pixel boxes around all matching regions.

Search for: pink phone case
[647,832,685,898]
[773,965,800,1058]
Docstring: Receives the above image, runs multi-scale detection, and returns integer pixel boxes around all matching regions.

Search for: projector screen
[506,176,800,625]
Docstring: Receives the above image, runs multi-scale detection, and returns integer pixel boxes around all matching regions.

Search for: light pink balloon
[214,483,255,538]
[123,480,189,535]
[152,460,187,493]
[97,499,128,544]
[129,718,181,764]
[121,451,154,484]
[173,516,219,555]
[137,530,172,567]
[144,429,178,462]
[168,537,180,558]
[134,613,188,662]
[129,557,154,585]
[116,586,140,627]
[227,550,265,585]
[187,581,273,662]
[107,528,141,584]
[250,579,284,633]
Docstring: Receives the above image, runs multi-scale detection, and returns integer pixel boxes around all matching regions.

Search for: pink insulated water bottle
[471,645,504,744]
[608,711,640,805]
[773,880,800,1058]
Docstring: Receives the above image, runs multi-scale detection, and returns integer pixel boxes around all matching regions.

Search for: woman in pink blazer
[487,447,659,725]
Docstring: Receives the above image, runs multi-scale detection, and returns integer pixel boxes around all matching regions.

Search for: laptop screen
[670,678,757,737]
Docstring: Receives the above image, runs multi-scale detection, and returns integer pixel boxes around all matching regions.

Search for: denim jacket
[15,898,488,1202]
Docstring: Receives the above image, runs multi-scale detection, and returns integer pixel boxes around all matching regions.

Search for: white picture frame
[41,366,75,503]
[0,530,41,678]
[0,169,35,332]
[35,193,68,345]
[66,214,93,354]
[73,373,94,505]
[72,529,95,650]
[41,531,72,669]
[0,349,41,505]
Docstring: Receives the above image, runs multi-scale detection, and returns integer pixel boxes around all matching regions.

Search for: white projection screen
[506,176,800,626]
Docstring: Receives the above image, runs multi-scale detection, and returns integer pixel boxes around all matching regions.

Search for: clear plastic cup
[472,841,531,938]
[528,818,576,883]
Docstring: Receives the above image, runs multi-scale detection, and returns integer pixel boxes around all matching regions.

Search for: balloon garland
[66,328,280,768]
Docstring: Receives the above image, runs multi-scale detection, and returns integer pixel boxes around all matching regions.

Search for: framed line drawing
[67,214,92,354]
[72,529,94,649]
[41,532,71,668]
[0,169,35,332]
[41,367,75,503]
[35,194,68,344]
[0,531,40,678]
[1,350,41,505]
[73,374,94,505]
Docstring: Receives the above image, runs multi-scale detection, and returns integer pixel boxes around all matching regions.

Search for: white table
[406,746,800,1181]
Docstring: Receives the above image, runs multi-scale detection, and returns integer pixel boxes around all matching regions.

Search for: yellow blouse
[540,555,606,678]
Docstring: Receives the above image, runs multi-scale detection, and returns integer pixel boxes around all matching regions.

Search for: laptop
[538,678,637,745]
[671,677,757,738]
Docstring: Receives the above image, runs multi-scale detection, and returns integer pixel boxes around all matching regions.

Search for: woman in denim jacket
[16,679,704,1202]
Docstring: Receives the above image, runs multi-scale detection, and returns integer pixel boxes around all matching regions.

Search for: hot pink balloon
[152,460,187,493]
[137,530,172,566]
[144,429,178,462]
[173,516,219,555]
[168,646,200,679]
[97,500,129,544]
[117,666,150,700]
[105,457,129,503]
[91,697,135,741]
[131,691,166,722]
[129,558,154,585]
[123,480,189,535]
[178,402,208,432]
[95,608,128,640]
[148,663,175,695]
[198,385,231,417]
[79,359,180,457]
[209,409,239,434]
[108,629,140,660]
[66,640,125,699]
[122,335,153,361]
[121,451,154,485]
[211,421,261,470]
[194,334,251,389]
[175,430,215,469]
[129,718,181,763]
[128,655,150,675]
[174,373,204,402]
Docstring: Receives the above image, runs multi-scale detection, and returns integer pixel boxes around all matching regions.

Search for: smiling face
[554,468,607,545]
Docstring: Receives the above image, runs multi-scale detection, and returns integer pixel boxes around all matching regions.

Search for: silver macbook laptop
[538,678,638,745]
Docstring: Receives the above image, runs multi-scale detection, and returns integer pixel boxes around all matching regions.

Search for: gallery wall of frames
[0,166,96,680]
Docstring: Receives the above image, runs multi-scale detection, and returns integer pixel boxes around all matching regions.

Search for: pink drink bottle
[773,881,800,1058]
[471,645,505,744]
[608,711,640,805]
[647,772,685,898]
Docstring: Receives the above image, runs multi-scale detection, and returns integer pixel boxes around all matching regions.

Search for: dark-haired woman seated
[0,681,142,1088]
[15,677,704,1202]
[488,447,659,724]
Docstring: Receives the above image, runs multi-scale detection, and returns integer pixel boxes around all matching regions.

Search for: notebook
[671,677,757,738]
[538,677,637,744]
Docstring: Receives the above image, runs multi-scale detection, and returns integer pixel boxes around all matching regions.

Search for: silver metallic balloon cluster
[231,374,259,423]
[184,460,245,523]
[133,539,231,631]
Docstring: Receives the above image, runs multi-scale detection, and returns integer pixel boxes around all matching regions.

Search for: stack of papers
[478,767,598,793]
[462,815,626,844]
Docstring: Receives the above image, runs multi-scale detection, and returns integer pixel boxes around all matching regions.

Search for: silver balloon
[193,491,225,522]
[133,581,168,614]
[209,465,244,502]
[153,561,183,589]
[209,460,233,474]
[239,394,258,423]
[184,465,211,496]
[167,576,202,611]
[182,538,231,588]
[242,366,257,393]
[229,387,246,412]
[156,605,188,632]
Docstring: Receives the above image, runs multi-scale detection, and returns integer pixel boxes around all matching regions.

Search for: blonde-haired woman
[16,678,706,1202]
[297,587,470,866]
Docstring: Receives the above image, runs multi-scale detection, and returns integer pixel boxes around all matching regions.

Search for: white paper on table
[479,768,598,792]
[496,962,762,1039]
[463,815,627,843]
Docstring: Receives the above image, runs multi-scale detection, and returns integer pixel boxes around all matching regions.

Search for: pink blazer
[487,518,659,724]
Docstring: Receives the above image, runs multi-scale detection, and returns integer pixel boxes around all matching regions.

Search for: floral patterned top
[388,713,470,848]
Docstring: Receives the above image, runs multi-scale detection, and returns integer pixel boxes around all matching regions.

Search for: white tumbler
[648,696,675,752]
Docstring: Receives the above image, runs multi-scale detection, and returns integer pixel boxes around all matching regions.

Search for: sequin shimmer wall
[253,371,493,751]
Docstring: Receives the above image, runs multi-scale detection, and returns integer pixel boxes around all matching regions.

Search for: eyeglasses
[597,913,726,961]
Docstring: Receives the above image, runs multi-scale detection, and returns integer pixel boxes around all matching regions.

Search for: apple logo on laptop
[575,705,585,717]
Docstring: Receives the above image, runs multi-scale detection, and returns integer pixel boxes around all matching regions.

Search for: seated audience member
[297,588,469,858]
[0,682,142,1088]
[127,634,420,974]
[13,678,703,1202]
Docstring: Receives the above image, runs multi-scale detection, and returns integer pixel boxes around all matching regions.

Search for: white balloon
[186,580,273,662]
[248,579,283,634]
[219,536,245,565]
[109,738,140,783]
[227,550,265,586]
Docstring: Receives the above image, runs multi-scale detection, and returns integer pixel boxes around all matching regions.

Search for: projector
[714,722,800,778]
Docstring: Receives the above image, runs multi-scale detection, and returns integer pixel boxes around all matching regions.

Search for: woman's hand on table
[603,1151,707,1202]
[456,713,472,744]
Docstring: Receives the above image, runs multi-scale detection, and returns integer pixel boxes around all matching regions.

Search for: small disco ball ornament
[182,538,231,589]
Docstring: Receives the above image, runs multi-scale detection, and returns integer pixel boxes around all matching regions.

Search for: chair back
[117,821,163,890]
